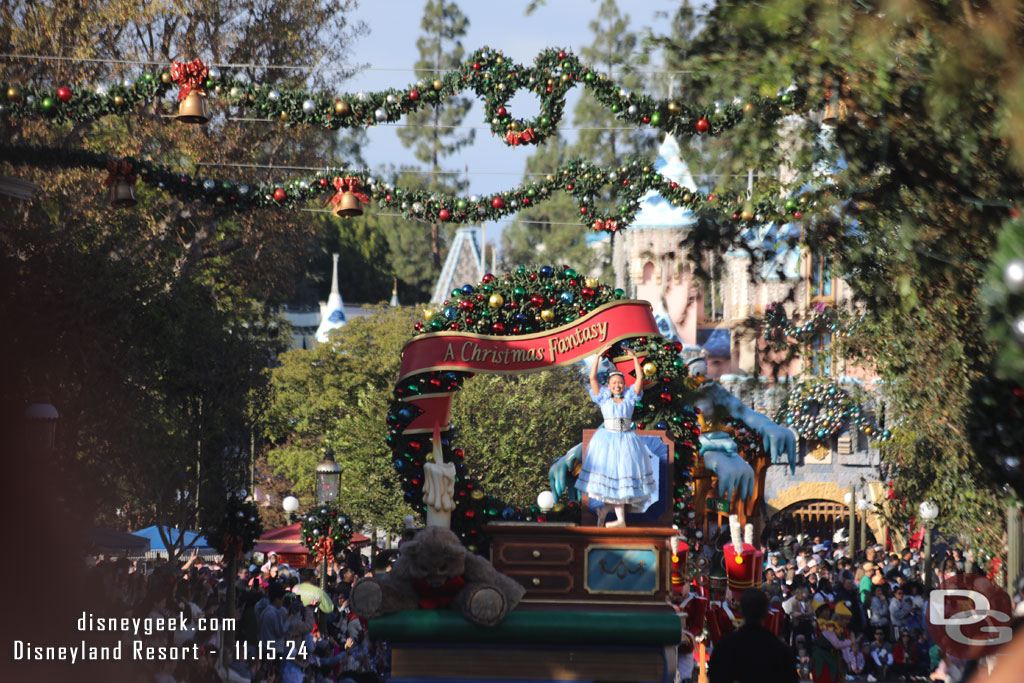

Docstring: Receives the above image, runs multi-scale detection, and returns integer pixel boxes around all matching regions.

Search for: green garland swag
[389,265,705,558]
[202,498,263,560]
[300,501,355,563]
[0,144,830,234]
[0,47,806,148]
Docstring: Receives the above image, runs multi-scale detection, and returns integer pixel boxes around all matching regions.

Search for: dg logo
[926,573,1013,660]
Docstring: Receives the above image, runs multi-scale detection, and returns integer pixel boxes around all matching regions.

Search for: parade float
[357,266,800,683]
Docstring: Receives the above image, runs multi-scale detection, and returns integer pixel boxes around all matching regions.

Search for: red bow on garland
[329,177,371,207]
[592,218,619,232]
[410,575,466,609]
[505,127,536,146]
[170,59,209,102]
[313,535,335,564]
[104,160,136,186]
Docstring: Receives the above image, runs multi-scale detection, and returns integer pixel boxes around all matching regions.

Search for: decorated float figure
[706,515,783,644]
[575,344,657,527]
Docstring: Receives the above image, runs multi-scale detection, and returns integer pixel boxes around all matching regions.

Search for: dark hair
[268,581,287,601]
[740,588,769,624]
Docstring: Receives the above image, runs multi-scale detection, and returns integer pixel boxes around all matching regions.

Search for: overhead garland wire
[0,46,807,147]
[0,143,836,233]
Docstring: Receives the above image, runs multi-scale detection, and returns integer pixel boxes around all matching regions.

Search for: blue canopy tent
[132,526,215,558]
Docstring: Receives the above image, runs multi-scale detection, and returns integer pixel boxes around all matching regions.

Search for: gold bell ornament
[329,177,371,218]
[171,58,211,125]
[104,160,137,208]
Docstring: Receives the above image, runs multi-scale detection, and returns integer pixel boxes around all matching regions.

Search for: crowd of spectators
[82,540,397,683]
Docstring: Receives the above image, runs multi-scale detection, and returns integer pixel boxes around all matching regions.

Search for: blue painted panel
[585,547,658,594]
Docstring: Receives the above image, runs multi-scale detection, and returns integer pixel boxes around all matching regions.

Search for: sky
[340,0,685,246]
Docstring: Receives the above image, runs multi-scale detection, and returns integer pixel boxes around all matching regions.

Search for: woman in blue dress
[576,345,656,527]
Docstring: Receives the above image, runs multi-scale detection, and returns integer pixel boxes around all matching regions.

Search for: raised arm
[627,347,645,395]
[589,350,602,398]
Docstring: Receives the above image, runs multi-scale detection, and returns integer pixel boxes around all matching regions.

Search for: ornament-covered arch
[385,265,706,553]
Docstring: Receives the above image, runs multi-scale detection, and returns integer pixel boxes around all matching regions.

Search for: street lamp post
[844,488,857,558]
[316,449,341,591]
[857,497,870,552]
[283,496,299,524]
[919,501,939,589]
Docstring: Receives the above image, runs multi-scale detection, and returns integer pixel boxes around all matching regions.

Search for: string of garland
[762,302,864,351]
[0,143,830,234]
[774,379,890,441]
[300,501,355,563]
[0,47,807,148]
[389,266,706,563]
[201,498,263,561]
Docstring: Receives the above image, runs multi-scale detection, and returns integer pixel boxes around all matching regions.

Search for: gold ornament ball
[213,85,222,95]
[425,453,435,463]
[560,73,570,83]
[509,120,519,131]
[488,294,504,308]
[642,362,657,378]
[424,309,435,321]
[335,101,350,115]
[6,87,20,101]
[585,277,599,288]
[743,102,756,114]
[740,208,755,221]
[540,309,555,322]
[667,101,681,115]
[280,111,289,121]
[552,503,565,513]
[471,489,485,500]
[432,79,443,90]
[113,95,125,106]
[546,174,555,183]
[161,72,171,84]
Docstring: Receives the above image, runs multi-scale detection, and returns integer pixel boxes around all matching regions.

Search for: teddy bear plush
[350,526,525,627]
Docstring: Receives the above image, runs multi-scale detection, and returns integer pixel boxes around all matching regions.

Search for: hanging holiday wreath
[202,498,263,561]
[774,380,858,439]
[387,265,704,558]
[300,501,355,563]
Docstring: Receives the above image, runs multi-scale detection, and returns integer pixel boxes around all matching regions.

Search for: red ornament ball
[579,206,588,215]
[558,50,566,59]
[273,188,286,201]
[793,211,803,219]
[472,62,481,71]
[497,106,507,117]
[57,86,73,102]
[482,273,495,284]
[491,196,505,209]
[439,208,451,221]
[491,322,505,334]
[581,287,595,299]
[695,118,710,133]
[319,178,329,187]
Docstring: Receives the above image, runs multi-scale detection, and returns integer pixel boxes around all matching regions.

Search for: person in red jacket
[890,629,918,680]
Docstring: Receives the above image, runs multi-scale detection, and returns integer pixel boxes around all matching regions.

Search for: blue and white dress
[576,384,657,507]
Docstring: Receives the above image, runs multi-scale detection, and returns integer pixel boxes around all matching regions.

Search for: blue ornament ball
[560,291,574,304]
[502,506,516,520]
[397,407,413,421]
[539,265,554,278]
[461,284,475,295]
[393,459,404,471]
[444,307,457,320]
[656,422,668,430]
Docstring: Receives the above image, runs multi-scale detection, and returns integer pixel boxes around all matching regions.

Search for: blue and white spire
[632,134,699,229]
[316,253,347,343]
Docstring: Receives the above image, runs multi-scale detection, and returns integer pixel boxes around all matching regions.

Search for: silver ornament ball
[1014,317,1024,343]
[302,99,316,114]
[268,90,280,101]
[374,108,388,122]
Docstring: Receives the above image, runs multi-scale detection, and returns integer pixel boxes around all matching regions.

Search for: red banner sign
[398,300,659,381]
[397,301,660,434]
